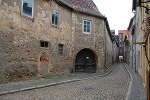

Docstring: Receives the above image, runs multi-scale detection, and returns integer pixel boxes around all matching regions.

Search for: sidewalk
[124,63,147,100]
[0,63,118,96]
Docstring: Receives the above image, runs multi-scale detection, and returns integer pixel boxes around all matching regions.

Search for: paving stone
[124,63,147,100]
[0,63,126,100]
[0,63,146,100]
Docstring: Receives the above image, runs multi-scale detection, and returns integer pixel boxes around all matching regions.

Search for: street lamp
[133,0,150,14]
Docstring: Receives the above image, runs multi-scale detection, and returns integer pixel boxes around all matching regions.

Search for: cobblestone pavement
[0,63,130,100]
[0,64,116,94]
[124,63,147,100]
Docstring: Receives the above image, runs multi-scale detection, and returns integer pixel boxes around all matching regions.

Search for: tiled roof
[59,0,104,17]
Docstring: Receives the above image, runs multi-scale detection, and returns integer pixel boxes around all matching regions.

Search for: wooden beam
[132,41,145,44]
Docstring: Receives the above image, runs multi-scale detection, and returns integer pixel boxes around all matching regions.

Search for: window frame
[40,41,49,48]
[58,44,63,56]
[21,0,34,18]
[82,19,91,34]
[51,9,58,27]
[119,33,123,38]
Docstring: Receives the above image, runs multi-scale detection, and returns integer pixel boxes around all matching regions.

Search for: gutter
[104,18,113,41]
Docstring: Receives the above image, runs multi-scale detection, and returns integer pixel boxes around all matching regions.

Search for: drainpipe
[103,19,107,71]
[135,23,137,73]
[132,35,134,69]
[112,40,114,65]
[134,31,137,72]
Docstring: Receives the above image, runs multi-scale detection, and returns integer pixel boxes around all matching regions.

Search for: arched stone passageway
[75,49,97,73]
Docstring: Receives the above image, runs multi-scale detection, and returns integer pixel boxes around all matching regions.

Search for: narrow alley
[0,0,149,99]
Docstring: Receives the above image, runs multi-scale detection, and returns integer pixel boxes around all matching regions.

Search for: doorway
[75,49,96,73]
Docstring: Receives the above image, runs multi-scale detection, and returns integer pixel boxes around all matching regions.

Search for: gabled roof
[58,0,104,18]
[56,0,112,39]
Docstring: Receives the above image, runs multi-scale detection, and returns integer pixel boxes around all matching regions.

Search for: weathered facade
[131,0,150,99]
[111,30,119,64]
[104,24,113,68]
[0,0,113,83]
[127,16,135,67]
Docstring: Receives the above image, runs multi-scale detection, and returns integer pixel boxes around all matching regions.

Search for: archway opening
[75,49,96,73]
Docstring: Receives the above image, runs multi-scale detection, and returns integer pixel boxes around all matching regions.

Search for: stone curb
[123,63,133,100]
[0,63,118,96]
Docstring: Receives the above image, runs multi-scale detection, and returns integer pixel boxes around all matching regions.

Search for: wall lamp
[133,0,150,14]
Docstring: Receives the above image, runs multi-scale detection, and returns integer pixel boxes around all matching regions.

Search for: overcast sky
[93,0,134,34]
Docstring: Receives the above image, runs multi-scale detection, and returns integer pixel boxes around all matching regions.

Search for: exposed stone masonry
[0,0,112,83]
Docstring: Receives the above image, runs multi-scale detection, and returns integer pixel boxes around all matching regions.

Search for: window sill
[83,32,91,35]
[21,13,34,22]
[51,24,58,28]
[59,55,63,57]
[40,47,49,48]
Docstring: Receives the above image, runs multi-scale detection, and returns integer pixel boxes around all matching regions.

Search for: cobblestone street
[0,0,149,99]
[0,63,131,100]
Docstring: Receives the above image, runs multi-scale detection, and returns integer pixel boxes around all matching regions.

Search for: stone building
[111,30,119,64]
[131,0,150,98]
[127,16,135,68]
[118,30,129,62]
[0,0,113,83]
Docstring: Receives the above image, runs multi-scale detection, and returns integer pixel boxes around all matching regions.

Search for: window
[119,33,123,38]
[52,9,58,26]
[120,49,122,52]
[83,20,91,34]
[21,0,34,18]
[119,44,123,47]
[40,41,48,48]
[58,44,63,55]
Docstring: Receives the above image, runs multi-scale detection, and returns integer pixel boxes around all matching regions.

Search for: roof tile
[59,0,103,17]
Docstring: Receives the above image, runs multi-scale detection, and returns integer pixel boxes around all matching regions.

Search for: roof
[58,0,104,18]
[127,16,135,30]
[55,0,112,40]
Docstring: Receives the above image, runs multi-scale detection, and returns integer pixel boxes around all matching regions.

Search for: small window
[58,44,63,55]
[83,20,91,34]
[40,41,48,48]
[52,9,58,26]
[21,0,34,18]
[119,33,123,38]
